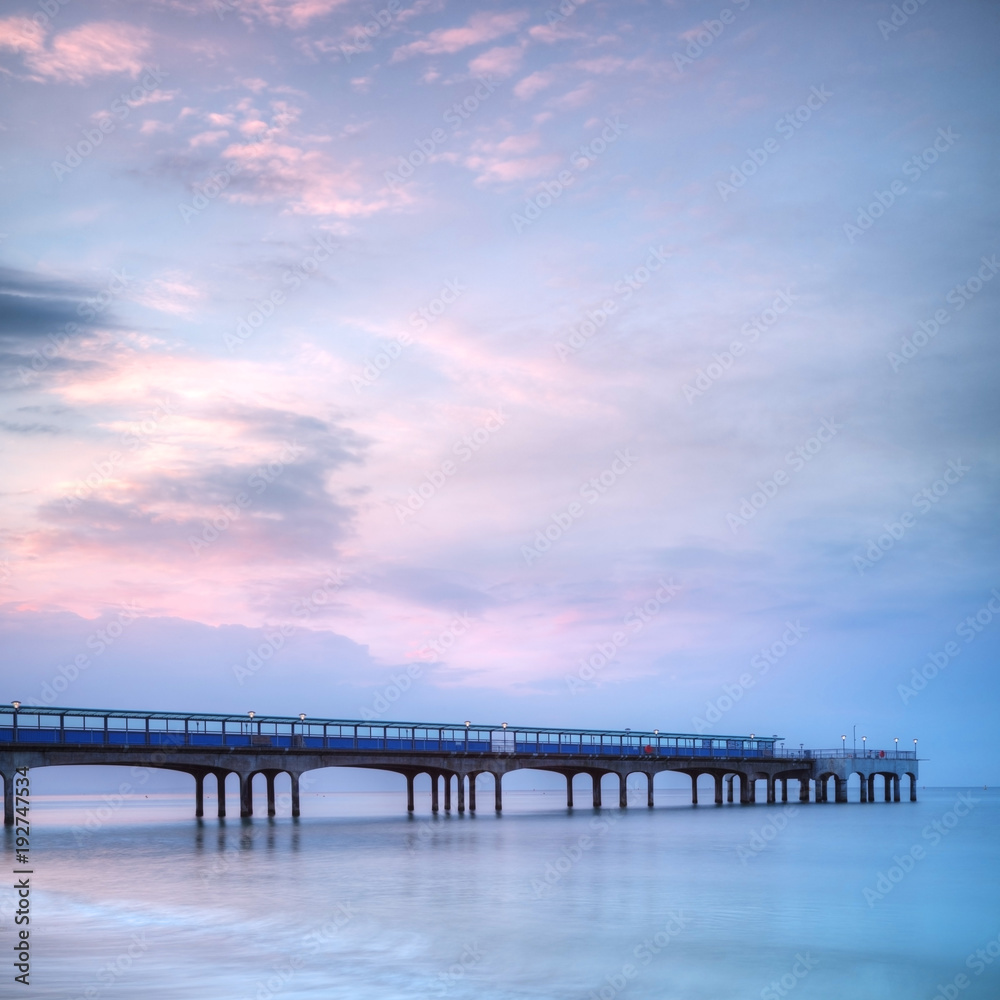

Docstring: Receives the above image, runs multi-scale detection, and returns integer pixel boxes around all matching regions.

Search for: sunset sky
[1,0,997,781]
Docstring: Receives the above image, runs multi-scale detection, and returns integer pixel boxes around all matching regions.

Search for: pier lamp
[862,735,867,756]
[464,721,471,727]
[299,713,306,721]
[913,738,918,754]
[894,737,898,756]
[501,722,507,728]
[653,729,659,736]
[11,701,20,711]
[841,735,846,755]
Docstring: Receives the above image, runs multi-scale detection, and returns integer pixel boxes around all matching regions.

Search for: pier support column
[239,773,253,818]
[494,773,502,813]
[195,773,204,818]
[406,774,415,812]
[715,774,724,805]
[647,773,655,808]
[835,777,848,803]
[457,775,465,813]
[592,773,602,808]
[867,774,876,802]
[431,773,439,813]
[909,775,917,802]
[766,776,776,804]
[690,774,698,805]
[266,773,276,817]
[884,775,892,803]
[726,775,734,803]
[799,778,810,803]
[216,771,227,818]
[566,774,574,808]
[290,774,300,818]
[740,775,752,805]
[444,774,452,812]
[818,778,827,803]
[619,774,628,809]
[2,772,13,826]
[469,774,477,812]
[748,778,756,804]
[892,775,900,803]
[860,774,868,803]
[780,778,788,803]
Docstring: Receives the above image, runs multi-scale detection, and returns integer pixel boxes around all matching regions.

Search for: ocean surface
[4,787,1000,1000]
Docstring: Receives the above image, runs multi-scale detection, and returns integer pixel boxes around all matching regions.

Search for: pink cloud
[17,21,150,84]
[392,10,528,61]
[513,70,554,100]
[0,17,44,55]
[467,43,525,79]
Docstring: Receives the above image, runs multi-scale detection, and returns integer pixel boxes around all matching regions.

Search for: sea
[4,786,999,1000]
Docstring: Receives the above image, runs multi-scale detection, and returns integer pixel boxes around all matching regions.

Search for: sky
[0,0,997,783]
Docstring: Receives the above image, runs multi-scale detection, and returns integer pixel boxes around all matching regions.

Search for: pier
[0,705,919,823]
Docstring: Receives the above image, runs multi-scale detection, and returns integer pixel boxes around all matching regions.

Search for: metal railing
[0,705,790,758]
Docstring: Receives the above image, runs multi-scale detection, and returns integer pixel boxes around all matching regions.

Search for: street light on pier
[862,735,867,756]
[11,701,20,711]
[894,737,898,757]
[842,734,846,756]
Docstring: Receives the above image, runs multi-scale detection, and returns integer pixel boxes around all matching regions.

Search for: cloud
[513,70,554,100]
[468,43,525,79]
[6,21,151,84]
[392,10,528,61]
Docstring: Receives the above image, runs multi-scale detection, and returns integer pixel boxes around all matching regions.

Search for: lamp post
[11,701,19,742]
[297,713,306,743]
[248,710,255,738]
[913,738,918,756]
[842,734,846,757]
[862,735,867,757]
[464,720,470,752]
[894,737,898,757]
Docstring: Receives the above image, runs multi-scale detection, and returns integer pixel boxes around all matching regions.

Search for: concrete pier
[0,707,920,826]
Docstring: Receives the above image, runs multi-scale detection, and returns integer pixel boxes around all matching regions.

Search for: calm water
[5,788,1000,999]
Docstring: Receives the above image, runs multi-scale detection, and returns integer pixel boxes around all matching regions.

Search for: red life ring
[643,745,654,754]
[878,750,885,758]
